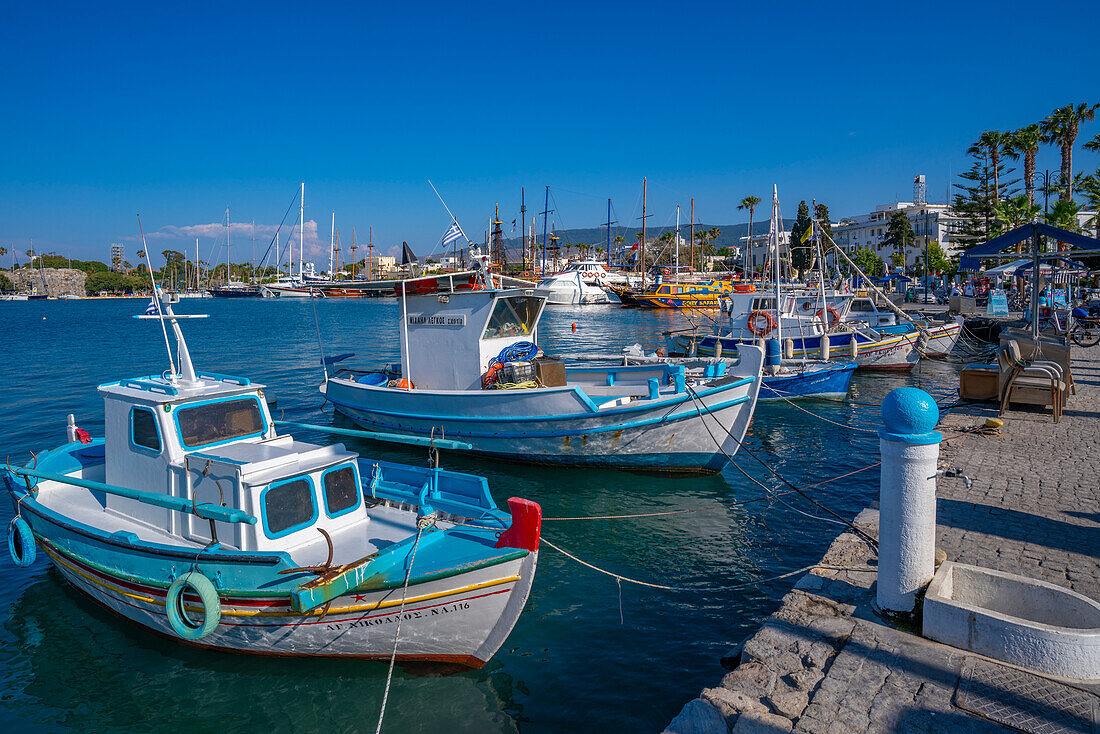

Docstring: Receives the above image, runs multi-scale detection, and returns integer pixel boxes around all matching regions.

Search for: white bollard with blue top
[877,387,942,616]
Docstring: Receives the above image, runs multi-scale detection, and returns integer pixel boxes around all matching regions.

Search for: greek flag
[441,222,466,247]
[144,297,159,315]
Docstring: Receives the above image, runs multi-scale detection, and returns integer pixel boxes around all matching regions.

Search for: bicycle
[1035,305,1100,347]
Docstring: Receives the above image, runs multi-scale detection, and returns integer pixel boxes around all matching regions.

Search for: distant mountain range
[501,220,795,251]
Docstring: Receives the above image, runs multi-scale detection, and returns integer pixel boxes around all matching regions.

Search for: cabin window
[176,398,265,448]
[131,407,161,452]
[322,465,360,518]
[482,296,541,339]
[262,478,317,537]
[751,297,776,310]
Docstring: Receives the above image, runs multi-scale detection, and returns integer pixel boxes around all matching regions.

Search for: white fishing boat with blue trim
[321,257,763,474]
[4,292,540,668]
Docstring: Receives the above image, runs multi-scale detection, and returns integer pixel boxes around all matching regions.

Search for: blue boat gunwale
[325,373,756,424]
[330,392,754,440]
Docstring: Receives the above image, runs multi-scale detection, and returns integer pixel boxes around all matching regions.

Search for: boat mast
[604,198,614,268]
[675,204,680,274]
[690,198,695,273]
[520,187,527,273]
[642,179,646,288]
[330,212,336,281]
[813,198,828,331]
[225,207,231,284]
[299,182,305,281]
[368,227,374,281]
[772,185,783,346]
[541,185,550,276]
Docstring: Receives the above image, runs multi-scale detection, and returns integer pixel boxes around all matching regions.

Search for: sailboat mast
[368,226,373,281]
[541,185,550,276]
[773,186,783,346]
[299,183,305,280]
[225,207,231,284]
[690,198,695,273]
[640,178,648,288]
[329,213,336,281]
[607,199,616,268]
[675,204,680,273]
[813,198,828,331]
[520,187,527,273]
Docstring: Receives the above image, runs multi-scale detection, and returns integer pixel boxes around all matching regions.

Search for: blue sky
[2,0,1099,267]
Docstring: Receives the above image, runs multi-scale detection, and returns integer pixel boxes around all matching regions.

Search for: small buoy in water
[571,323,576,332]
[42,317,46,320]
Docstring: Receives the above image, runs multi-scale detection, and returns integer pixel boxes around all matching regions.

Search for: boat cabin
[398,286,546,390]
[97,373,370,560]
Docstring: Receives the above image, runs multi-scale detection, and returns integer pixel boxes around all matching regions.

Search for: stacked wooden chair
[996,339,1067,422]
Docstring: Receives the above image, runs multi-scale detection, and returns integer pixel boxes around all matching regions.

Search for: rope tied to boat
[684,385,881,550]
[541,536,875,594]
[758,384,878,433]
[374,513,436,734]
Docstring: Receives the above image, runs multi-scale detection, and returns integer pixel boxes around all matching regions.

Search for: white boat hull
[323,356,764,474]
[42,538,536,666]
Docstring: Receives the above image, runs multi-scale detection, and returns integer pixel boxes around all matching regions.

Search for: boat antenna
[427,179,462,229]
[137,215,178,379]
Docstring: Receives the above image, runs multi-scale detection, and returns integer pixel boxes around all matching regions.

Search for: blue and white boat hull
[323,352,764,474]
[759,362,857,401]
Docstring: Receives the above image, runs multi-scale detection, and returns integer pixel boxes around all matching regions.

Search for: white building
[739,230,790,273]
[833,201,958,271]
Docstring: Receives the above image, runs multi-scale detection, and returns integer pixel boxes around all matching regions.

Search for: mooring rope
[758,383,878,433]
[685,385,881,549]
[374,515,433,734]
[541,536,875,593]
[539,461,881,521]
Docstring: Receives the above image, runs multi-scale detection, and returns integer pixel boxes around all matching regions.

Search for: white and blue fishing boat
[3,293,540,668]
[321,258,763,474]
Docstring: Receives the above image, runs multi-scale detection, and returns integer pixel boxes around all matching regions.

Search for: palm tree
[1004,125,1043,207]
[1079,171,1100,238]
[968,130,1009,200]
[1041,103,1099,201]
[1045,198,1082,251]
[738,196,762,272]
[1084,132,1100,156]
[994,196,1040,233]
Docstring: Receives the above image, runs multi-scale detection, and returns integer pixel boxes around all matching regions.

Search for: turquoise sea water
[0,298,959,733]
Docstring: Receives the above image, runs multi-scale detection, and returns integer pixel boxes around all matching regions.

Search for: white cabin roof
[97,372,262,405]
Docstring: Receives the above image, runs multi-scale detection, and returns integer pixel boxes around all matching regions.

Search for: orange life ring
[815,306,841,327]
[747,309,776,336]
[663,267,672,276]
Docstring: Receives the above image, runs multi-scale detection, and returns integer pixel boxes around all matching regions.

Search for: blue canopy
[875,274,912,284]
[959,223,1100,272]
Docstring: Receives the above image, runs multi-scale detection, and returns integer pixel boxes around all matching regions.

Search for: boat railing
[12,467,257,525]
[195,371,251,386]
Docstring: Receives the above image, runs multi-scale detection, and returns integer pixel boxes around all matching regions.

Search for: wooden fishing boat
[321,259,764,474]
[3,294,539,667]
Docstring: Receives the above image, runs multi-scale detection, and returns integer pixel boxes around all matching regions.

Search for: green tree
[1079,170,1100,238]
[951,146,1018,246]
[1042,103,1098,201]
[883,211,915,272]
[813,203,833,247]
[1004,124,1044,207]
[0,273,11,291]
[919,241,952,275]
[968,130,1010,200]
[1045,198,1082,232]
[994,195,1041,233]
[852,248,885,278]
[788,200,813,274]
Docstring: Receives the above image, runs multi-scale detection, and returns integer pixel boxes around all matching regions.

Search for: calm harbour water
[0,298,960,733]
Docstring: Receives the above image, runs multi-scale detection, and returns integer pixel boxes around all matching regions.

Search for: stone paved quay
[665,344,1100,733]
